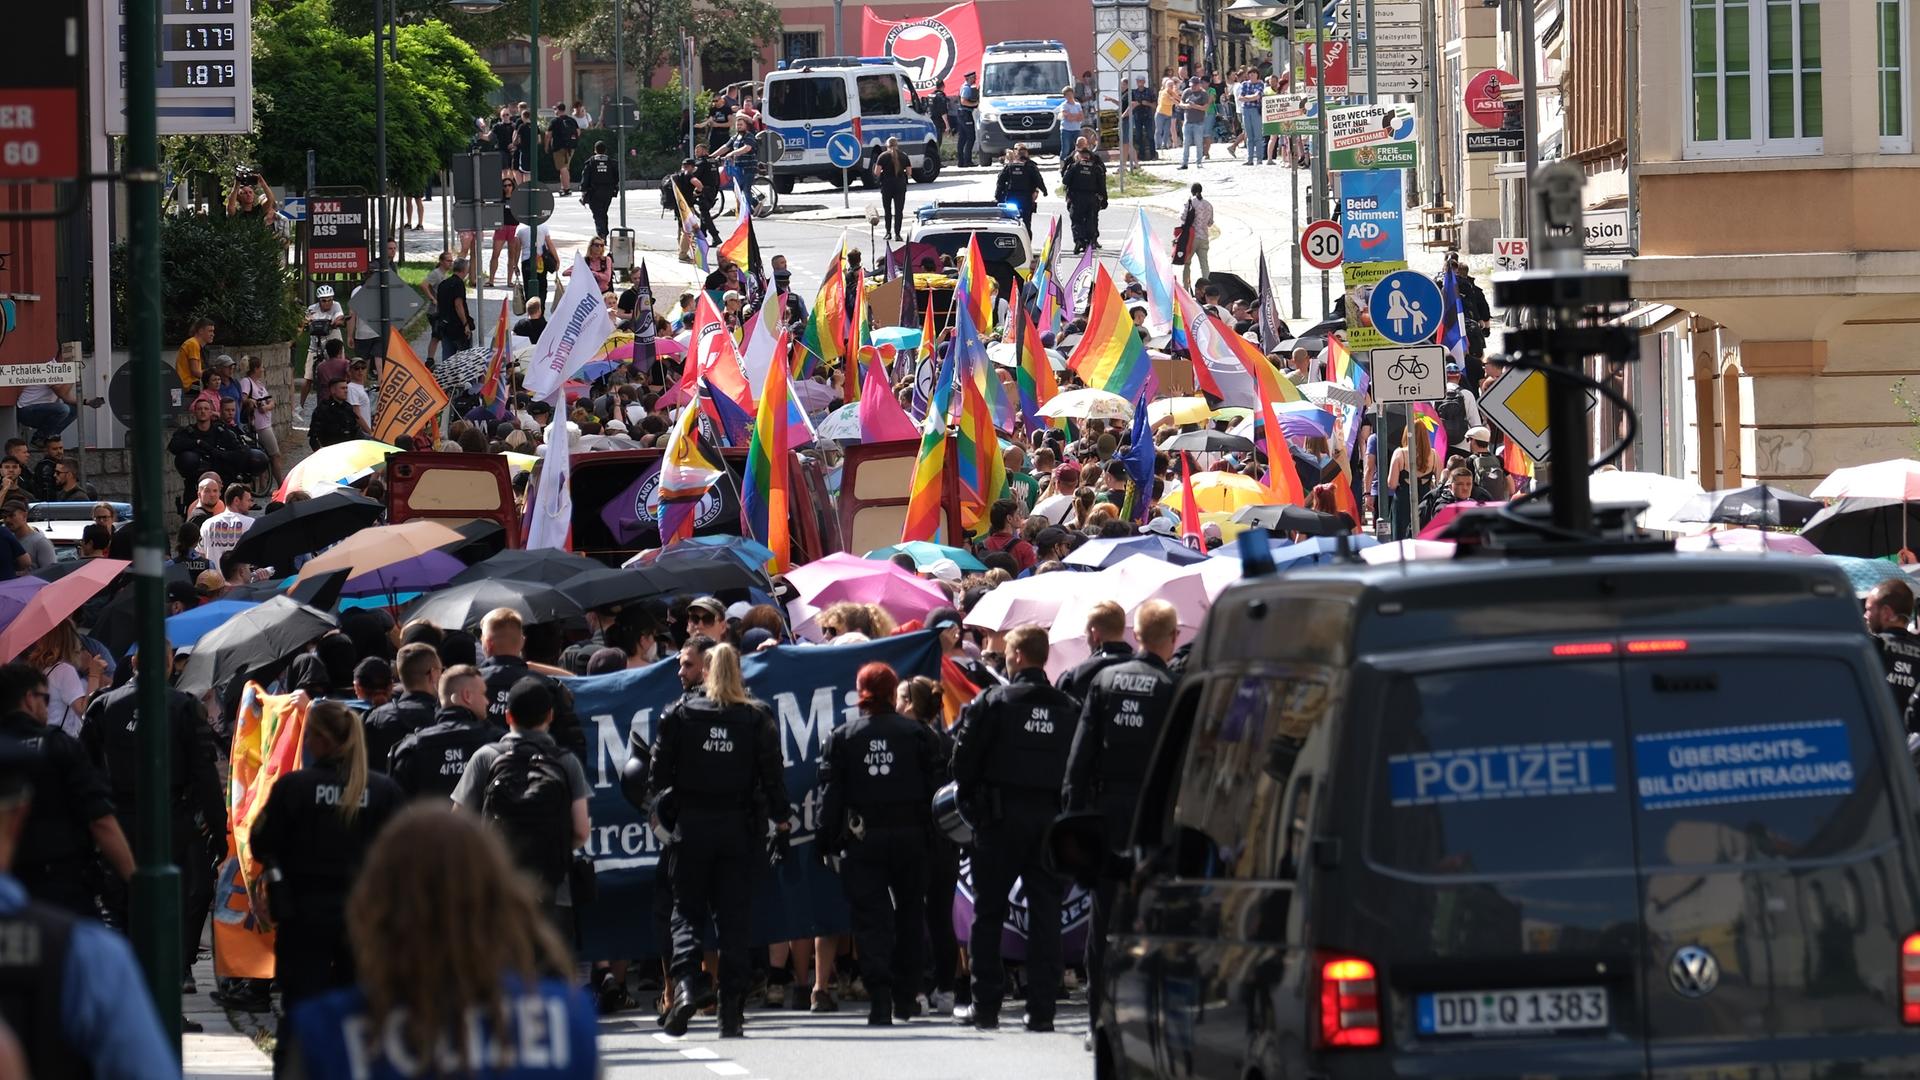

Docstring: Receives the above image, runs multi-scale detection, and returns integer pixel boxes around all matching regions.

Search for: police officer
[1056,600,1134,702]
[1867,580,1920,719]
[956,71,980,167]
[579,139,620,238]
[387,665,502,800]
[363,642,441,772]
[1064,599,1178,1024]
[478,607,586,761]
[993,146,1047,233]
[818,662,943,1025]
[0,730,173,1075]
[632,635,714,1025]
[950,625,1079,1031]
[649,642,789,1038]
[78,645,224,991]
[0,663,131,917]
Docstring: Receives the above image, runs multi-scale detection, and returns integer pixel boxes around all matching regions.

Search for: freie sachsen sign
[306,196,370,274]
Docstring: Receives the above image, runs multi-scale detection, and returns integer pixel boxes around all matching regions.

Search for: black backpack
[1436,389,1471,453]
[481,738,575,889]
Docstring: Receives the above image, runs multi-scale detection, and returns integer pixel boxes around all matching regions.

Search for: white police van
[976,40,1073,159]
[762,58,942,193]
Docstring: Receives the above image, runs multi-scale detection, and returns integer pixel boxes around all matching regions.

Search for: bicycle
[1386,354,1430,383]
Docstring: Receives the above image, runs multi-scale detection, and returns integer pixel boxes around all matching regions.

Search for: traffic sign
[1465,69,1516,128]
[826,132,863,169]
[279,196,307,222]
[1369,73,1425,94]
[1367,269,1443,346]
[1479,365,1596,463]
[349,268,427,327]
[507,184,557,226]
[1301,220,1344,270]
[1370,345,1445,404]
[1099,31,1139,71]
[1348,47,1423,72]
[1354,23,1422,47]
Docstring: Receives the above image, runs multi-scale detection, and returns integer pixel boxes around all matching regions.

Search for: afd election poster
[569,632,941,959]
[1339,170,1406,264]
[862,1,984,94]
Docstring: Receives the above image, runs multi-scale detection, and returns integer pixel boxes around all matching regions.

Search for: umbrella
[1064,535,1211,570]
[1822,555,1914,597]
[1587,470,1705,533]
[164,598,263,648]
[446,520,510,563]
[556,566,678,610]
[1210,406,1253,422]
[229,490,384,570]
[0,559,128,663]
[1189,471,1267,512]
[1279,334,1327,355]
[1266,534,1379,567]
[406,580,585,631]
[815,404,864,442]
[963,573,1077,633]
[1230,503,1354,537]
[1039,388,1132,422]
[176,595,339,695]
[1675,528,1822,556]
[0,578,44,631]
[1046,555,1210,676]
[632,536,779,574]
[620,547,771,597]
[792,379,837,414]
[341,550,468,598]
[451,547,605,587]
[986,342,1066,371]
[275,439,398,500]
[1418,500,1504,540]
[1147,397,1213,427]
[1674,485,1821,529]
[1800,498,1920,559]
[1811,459,1920,502]
[296,520,469,584]
[435,344,497,390]
[1360,538,1459,564]
[1160,430,1257,455]
[783,553,949,625]
[1297,381,1366,409]
[865,541,987,572]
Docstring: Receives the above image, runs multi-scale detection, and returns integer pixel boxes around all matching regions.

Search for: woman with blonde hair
[23,619,106,738]
[282,805,596,1077]
[251,700,404,1045]
[1387,423,1442,540]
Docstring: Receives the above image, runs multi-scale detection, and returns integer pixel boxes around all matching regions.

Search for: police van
[762,58,942,193]
[976,40,1073,159]
[1056,536,1920,1079]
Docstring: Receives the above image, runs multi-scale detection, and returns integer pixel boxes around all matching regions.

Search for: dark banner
[570,631,942,959]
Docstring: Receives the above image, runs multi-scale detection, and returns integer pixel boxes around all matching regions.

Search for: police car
[975,40,1072,158]
[762,58,942,193]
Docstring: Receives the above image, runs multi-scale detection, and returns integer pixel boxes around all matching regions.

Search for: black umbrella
[406,580,585,631]
[176,595,340,695]
[446,520,509,564]
[450,547,606,587]
[1675,484,1821,528]
[1230,503,1351,538]
[643,549,771,598]
[1160,430,1257,454]
[230,491,384,570]
[556,566,677,610]
[1801,498,1920,559]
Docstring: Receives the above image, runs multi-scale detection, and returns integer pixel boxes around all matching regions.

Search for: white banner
[522,253,616,402]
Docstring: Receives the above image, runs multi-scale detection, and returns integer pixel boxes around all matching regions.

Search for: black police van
[1058,549,1920,1079]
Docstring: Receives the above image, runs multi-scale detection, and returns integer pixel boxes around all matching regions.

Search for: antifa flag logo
[886,20,958,90]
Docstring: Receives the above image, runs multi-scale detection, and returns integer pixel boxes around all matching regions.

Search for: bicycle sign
[1366,268,1444,345]
[1371,345,1446,404]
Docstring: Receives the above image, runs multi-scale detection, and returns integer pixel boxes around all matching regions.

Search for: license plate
[1416,986,1608,1036]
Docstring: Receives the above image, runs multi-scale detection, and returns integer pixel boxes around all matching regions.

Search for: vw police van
[976,40,1073,158]
[763,58,942,192]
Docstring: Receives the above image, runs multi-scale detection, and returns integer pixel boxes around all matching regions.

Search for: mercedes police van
[976,40,1073,159]
[1055,532,1920,1079]
[762,58,942,193]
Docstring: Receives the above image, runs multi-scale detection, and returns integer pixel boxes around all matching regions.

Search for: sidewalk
[183,946,271,1078]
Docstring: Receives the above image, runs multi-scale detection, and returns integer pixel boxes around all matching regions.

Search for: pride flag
[717,177,761,278]
[1257,373,1308,508]
[960,233,995,335]
[742,334,793,571]
[901,405,950,544]
[843,273,870,403]
[671,179,708,271]
[657,399,723,546]
[1178,452,1202,546]
[951,299,1006,530]
[1118,207,1175,336]
[1013,298,1059,432]
[480,302,511,417]
[1067,266,1151,401]
[800,238,847,378]
[939,656,981,729]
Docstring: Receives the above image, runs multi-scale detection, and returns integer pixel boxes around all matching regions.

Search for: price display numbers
[166,23,236,50]
[166,0,238,12]
[170,62,237,87]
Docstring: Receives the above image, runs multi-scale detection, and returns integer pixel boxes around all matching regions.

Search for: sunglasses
[690,610,720,624]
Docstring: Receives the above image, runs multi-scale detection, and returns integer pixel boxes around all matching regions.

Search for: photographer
[226,168,276,222]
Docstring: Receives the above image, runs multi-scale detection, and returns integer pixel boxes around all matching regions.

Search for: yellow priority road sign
[1479,365,1595,462]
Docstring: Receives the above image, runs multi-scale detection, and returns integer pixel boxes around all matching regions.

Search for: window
[767,77,847,122]
[1687,0,1822,156]
[1882,0,1909,151]
[857,74,900,116]
[782,31,820,63]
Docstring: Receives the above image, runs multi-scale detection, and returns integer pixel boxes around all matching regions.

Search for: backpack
[1435,389,1471,453]
[481,738,575,889]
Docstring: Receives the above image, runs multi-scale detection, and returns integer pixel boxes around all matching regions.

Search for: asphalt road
[595,999,1093,1080]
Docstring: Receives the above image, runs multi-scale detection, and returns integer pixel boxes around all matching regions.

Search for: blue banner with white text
[1340,170,1406,263]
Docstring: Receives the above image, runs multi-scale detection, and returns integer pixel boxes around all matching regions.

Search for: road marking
[653,1033,679,1044]
[706,1065,750,1077]
[680,1047,719,1060]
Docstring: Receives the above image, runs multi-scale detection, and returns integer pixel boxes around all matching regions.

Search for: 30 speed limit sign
[1301,219,1344,270]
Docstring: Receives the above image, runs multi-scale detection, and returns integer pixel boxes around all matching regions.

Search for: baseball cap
[166,580,198,606]
[316,285,335,298]
[504,429,529,450]
[211,353,236,369]
[1464,425,1492,443]
[605,420,628,435]
[924,606,964,630]
[1143,516,1176,536]
[194,569,226,596]
[528,399,554,416]
[924,558,962,582]
[1035,526,1069,548]
[724,601,752,621]
[722,290,742,303]
[687,596,726,620]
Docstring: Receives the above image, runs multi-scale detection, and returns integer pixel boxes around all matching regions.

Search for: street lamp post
[614,0,627,232]
[375,0,392,364]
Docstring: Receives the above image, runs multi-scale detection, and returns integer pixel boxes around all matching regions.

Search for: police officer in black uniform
[387,665,502,800]
[1063,599,1178,1023]
[818,662,944,1025]
[79,646,224,987]
[650,642,790,1038]
[478,607,586,761]
[628,635,714,1025]
[1867,580,1920,719]
[950,625,1079,1031]
[0,663,131,917]
[363,643,441,773]
[1055,600,1134,702]
[956,71,980,168]
[579,139,620,238]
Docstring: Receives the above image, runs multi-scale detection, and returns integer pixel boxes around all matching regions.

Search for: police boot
[664,975,715,1037]
[719,994,746,1038]
[867,986,893,1026]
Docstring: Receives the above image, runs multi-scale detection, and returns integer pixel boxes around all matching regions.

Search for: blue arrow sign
[1367,269,1443,346]
[279,196,308,222]
[826,131,862,169]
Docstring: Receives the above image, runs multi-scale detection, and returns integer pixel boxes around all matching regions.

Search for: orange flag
[371,329,449,445]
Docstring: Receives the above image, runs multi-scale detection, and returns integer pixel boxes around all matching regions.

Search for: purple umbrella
[0,577,47,635]
[340,551,467,598]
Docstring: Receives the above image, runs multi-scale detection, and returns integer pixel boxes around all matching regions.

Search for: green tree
[252,0,498,195]
[571,0,781,89]
[319,0,600,49]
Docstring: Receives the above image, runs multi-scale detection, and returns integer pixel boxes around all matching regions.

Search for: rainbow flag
[1257,372,1307,508]
[901,405,950,543]
[1411,401,1450,460]
[716,184,760,279]
[657,397,723,545]
[1178,451,1201,546]
[800,238,847,378]
[1067,265,1151,401]
[1502,438,1535,484]
[951,300,1006,529]
[939,656,981,729]
[1013,297,1059,432]
[1328,333,1371,397]
[960,233,995,335]
[742,332,792,571]
[1170,285,1222,399]
[843,274,869,403]
[480,301,511,417]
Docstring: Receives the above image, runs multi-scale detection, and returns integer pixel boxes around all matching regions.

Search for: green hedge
[111,210,305,348]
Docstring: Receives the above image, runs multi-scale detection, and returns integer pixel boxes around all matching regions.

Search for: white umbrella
[986,341,1066,370]
[1044,555,1210,677]
[1298,381,1367,409]
[1811,459,1920,502]
[964,574,1077,633]
[815,403,863,442]
[1586,470,1706,534]
[1040,387,1133,421]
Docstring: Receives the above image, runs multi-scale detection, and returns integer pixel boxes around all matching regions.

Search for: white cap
[924,557,963,582]
[725,601,752,621]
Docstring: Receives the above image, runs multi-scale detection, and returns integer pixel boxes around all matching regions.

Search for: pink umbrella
[1417,501,1503,540]
[1046,555,1211,677]
[964,574,1076,633]
[602,338,687,361]
[0,559,129,662]
[792,379,837,413]
[784,552,949,626]
[1675,528,1821,556]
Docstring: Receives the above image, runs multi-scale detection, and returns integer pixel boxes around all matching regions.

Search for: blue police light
[1239,527,1278,577]
[1000,201,1022,215]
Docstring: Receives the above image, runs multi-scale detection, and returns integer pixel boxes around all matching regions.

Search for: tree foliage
[111,211,305,347]
[571,0,782,89]
[252,0,499,195]
[319,0,600,49]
